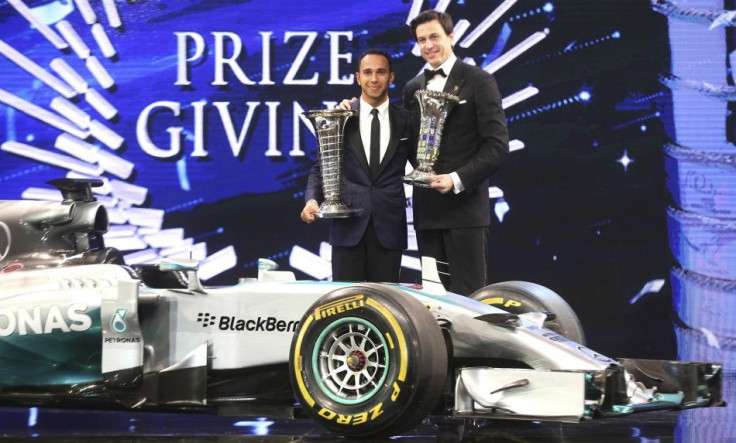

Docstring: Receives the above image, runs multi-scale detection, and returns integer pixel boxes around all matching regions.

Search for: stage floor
[1,374,733,442]
[0,403,733,442]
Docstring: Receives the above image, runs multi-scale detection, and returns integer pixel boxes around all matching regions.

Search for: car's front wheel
[289,283,447,438]
[470,281,586,345]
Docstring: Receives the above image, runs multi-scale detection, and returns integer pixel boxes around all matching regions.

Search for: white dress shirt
[359,97,390,168]
[426,53,457,92]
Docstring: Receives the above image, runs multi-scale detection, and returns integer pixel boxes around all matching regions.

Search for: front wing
[454,359,724,422]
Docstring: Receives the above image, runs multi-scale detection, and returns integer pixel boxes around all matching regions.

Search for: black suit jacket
[403,59,509,230]
[306,102,415,250]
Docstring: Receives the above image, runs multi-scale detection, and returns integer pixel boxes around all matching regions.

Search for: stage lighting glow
[509,139,525,151]
[7,0,69,49]
[289,244,331,280]
[75,0,97,25]
[613,112,662,131]
[85,88,118,120]
[506,91,588,123]
[494,198,510,223]
[2,141,102,176]
[88,120,123,150]
[0,41,77,99]
[459,0,518,49]
[50,97,91,129]
[629,279,665,305]
[233,417,274,436]
[27,407,37,427]
[617,149,633,172]
[502,86,539,109]
[91,23,117,58]
[101,0,123,29]
[483,30,547,74]
[56,20,91,59]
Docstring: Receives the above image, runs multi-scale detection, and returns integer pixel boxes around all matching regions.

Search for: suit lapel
[347,118,370,175]
[419,72,428,90]
[443,60,466,96]
[377,105,404,178]
[347,104,371,176]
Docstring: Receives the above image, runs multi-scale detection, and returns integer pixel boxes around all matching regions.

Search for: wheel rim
[311,317,389,405]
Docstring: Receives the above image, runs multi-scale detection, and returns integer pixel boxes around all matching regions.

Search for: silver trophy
[304,109,361,218]
[403,89,460,187]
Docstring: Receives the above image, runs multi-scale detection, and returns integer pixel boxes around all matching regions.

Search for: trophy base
[316,201,362,219]
[402,170,434,188]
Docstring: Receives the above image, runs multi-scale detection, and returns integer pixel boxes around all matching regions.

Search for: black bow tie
[424,68,447,80]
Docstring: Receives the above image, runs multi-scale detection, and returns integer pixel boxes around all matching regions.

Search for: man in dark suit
[403,10,510,295]
[301,49,415,283]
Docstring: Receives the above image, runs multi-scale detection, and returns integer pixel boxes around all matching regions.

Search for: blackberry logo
[195,312,298,332]
[197,312,217,327]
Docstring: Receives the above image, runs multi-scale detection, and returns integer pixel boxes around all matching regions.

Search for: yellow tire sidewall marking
[293,314,316,407]
[366,297,408,382]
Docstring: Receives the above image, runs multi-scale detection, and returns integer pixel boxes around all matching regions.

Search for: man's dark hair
[357,48,392,72]
[409,10,454,41]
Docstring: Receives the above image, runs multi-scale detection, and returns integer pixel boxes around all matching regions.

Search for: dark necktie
[370,108,380,179]
[424,68,446,80]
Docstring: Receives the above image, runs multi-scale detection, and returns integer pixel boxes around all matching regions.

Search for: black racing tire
[470,281,586,345]
[289,283,448,438]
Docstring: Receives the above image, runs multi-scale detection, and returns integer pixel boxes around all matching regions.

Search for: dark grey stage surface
[1,375,733,442]
[0,403,733,442]
[0,406,734,443]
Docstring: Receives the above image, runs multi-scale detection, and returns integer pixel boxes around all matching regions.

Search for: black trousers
[415,226,488,296]
[331,218,402,283]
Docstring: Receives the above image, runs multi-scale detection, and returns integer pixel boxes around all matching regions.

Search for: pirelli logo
[314,295,365,320]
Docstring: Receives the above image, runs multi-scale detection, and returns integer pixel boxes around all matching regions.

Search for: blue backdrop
[1,0,734,370]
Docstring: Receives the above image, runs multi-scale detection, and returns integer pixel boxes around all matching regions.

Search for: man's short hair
[357,48,392,72]
[409,10,454,41]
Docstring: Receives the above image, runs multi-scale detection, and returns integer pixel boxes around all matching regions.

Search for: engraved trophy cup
[304,109,361,218]
[403,89,460,187]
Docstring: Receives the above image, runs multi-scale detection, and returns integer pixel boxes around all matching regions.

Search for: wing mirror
[159,258,205,293]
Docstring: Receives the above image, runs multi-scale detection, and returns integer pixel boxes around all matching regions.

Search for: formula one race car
[0,179,725,438]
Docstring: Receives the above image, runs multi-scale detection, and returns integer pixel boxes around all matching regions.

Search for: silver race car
[0,179,724,438]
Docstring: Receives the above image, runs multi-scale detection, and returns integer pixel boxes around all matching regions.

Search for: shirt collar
[360,97,389,117]
[434,53,457,77]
